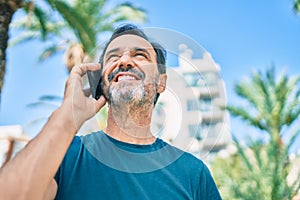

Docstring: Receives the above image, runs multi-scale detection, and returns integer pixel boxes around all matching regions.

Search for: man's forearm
[0,104,77,199]
[0,63,104,199]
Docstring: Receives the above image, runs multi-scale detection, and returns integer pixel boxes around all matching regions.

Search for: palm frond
[117,2,147,22]
[27,95,63,108]
[102,2,147,25]
[287,129,300,151]
[31,4,49,40]
[10,13,67,44]
[278,75,300,128]
[25,117,49,127]
[233,135,254,172]
[253,70,276,126]
[8,31,41,47]
[47,0,96,52]
[38,44,65,62]
[26,101,60,109]
[250,140,264,170]
[294,0,300,13]
[226,105,268,131]
[39,95,63,102]
[234,78,263,115]
[97,23,115,32]
[18,2,52,40]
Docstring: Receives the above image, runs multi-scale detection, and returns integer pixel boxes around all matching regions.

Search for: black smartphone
[87,69,104,100]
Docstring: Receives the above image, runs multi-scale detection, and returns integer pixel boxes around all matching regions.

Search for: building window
[200,122,217,136]
[199,97,212,111]
[183,72,219,87]
[183,73,199,87]
[187,99,199,111]
[204,72,218,86]
[188,124,201,140]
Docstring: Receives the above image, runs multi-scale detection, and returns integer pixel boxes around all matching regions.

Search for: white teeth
[117,75,136,82]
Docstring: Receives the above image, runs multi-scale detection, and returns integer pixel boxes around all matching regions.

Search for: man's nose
[117,53,134,70]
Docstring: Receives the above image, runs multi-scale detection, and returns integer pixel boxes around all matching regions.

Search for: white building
[151,45,231,158]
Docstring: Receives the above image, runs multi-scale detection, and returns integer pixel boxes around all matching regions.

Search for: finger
[94,96,106,112]
[70,63,101,77]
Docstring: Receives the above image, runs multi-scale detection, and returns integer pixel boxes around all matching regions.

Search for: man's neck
[104,104,155,145]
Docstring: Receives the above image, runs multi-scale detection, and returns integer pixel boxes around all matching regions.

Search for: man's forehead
[105,34,155,53]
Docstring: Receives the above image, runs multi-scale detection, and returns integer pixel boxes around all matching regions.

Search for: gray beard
[108,82,149,107]
[107,81,158,130]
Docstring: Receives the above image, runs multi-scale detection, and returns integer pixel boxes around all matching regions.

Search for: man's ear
[157,74,167,93]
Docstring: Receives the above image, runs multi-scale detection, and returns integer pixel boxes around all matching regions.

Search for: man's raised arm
[0,63,106,199]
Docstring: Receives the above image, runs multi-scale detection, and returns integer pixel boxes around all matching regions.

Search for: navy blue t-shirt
[54,131,222,199]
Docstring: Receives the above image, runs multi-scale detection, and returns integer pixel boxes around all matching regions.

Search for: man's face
[101,34,163,106]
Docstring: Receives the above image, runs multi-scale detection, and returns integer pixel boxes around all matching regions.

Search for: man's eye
[134,53,147,58]
[107,54,119,61]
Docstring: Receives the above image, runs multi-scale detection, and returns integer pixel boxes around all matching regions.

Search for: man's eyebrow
[105,48,120,56]
[105,47,152,57]
[133,47,151,57]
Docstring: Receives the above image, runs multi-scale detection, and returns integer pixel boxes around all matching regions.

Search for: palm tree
[15,0,146,135]
[0,0,147,106]
[295,0,300,12]
[212,67,300,200]
[0,0,23,106]
[0,0,146,162]
[10,0,147,72]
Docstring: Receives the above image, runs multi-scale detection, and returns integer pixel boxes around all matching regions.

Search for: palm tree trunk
[0,0,23,106]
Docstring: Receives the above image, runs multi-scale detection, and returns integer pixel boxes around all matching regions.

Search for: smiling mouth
[113,73,141,82]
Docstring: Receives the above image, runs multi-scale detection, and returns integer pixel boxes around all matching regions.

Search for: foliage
[294,0,300,13]
[9,0,147,132]
[212,67,300,200]
[10,0,147,64]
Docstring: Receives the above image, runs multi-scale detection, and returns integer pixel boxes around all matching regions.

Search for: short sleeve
[195,164,222,200]
[54,136,81,199]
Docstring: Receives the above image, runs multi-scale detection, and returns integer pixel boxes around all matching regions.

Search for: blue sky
[1,1,300,151]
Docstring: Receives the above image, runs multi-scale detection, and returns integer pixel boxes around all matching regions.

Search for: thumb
[94,96,106,113]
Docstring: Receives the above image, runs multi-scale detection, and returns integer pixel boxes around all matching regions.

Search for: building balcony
[198,85,220,98]
[201,109,225,123]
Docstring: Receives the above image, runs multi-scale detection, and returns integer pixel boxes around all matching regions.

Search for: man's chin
[109,85,144,104]
[111,81,141,93]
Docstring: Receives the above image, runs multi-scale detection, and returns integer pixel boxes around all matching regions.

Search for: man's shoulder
[162,140,203,161]
[163,144,222,199]
[159,140,206,172]
[66,131,104,155]
[78,130,105,140]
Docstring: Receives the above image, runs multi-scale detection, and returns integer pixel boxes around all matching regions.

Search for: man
[0,24,222,199]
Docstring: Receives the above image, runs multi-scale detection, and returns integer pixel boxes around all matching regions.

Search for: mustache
[108,68,145,81]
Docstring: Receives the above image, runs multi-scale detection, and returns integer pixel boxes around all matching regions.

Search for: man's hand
[0,63,107,199]
[62,63,106,131]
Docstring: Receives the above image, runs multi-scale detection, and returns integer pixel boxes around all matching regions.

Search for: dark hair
[99,24,166,74]
[99,24,167,104]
